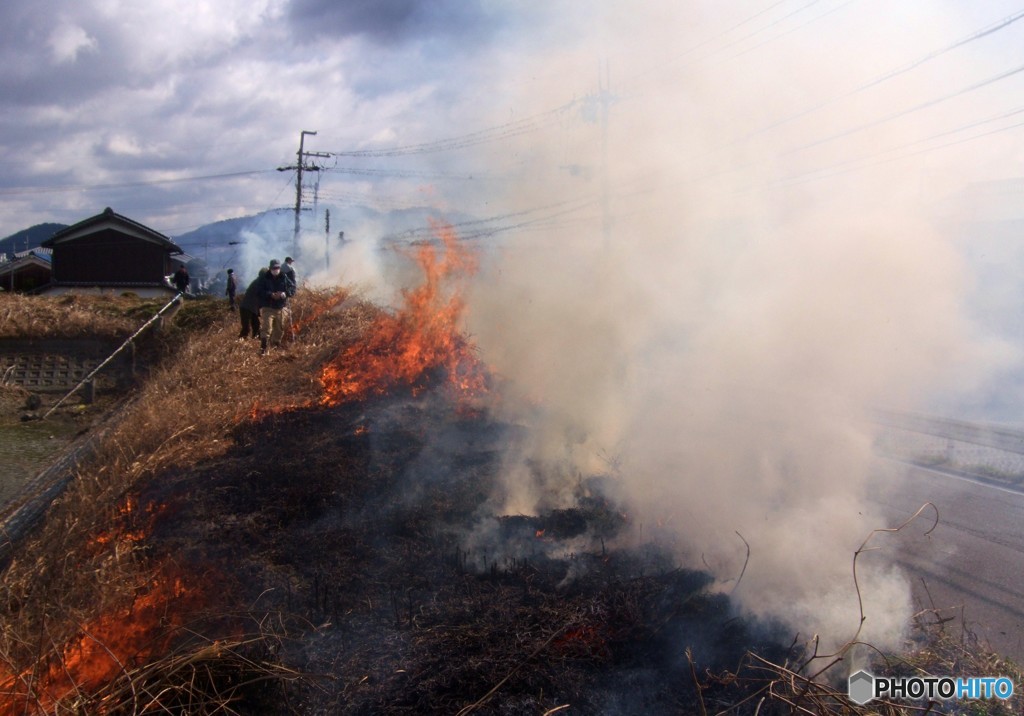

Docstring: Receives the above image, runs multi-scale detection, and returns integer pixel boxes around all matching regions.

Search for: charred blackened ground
[134,386,798,714]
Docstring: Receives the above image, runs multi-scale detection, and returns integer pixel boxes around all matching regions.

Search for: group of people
[229,256,297,355]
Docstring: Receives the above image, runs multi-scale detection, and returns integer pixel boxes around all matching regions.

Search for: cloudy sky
[0,0,575,240]
[3,1,1024,240]
[6,0,1024,648]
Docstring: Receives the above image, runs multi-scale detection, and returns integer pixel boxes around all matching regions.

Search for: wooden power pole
[278,130,331,258]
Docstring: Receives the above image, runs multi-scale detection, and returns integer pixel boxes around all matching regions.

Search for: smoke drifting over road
[455,3,1018,653]
[278,2,1024,657]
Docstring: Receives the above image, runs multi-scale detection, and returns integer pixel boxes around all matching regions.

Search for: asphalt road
[867,458,1024,665]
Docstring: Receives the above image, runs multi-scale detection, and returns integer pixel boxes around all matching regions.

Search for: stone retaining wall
[0,339,133,393]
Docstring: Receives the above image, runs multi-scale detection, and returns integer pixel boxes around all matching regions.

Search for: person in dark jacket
[172,266,190,294]
[225,268,237,310]
[257,259,291,354]
[282,256,297,297]
[238,269,265,340]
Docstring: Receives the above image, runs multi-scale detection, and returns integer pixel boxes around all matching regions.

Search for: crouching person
[258,259,290,354]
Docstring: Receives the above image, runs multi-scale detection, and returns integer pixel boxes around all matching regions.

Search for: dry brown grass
[0,288,1018,715]
[0,286,376,713]
[0,292,172,341]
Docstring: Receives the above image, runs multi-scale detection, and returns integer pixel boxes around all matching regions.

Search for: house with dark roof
[41,207,183,297]
[0,248,52,293]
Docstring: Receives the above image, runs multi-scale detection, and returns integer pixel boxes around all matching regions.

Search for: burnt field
[133,389,793,714]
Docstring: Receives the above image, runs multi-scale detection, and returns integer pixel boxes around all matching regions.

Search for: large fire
[319,221,487,405]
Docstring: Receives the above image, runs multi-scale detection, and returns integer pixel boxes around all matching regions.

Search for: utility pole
[277,130,331,259]
[598,60,613,248]
[325,209,330,270]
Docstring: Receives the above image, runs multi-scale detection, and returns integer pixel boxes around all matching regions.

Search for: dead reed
[0,288,367,714]
[0,292,167,341]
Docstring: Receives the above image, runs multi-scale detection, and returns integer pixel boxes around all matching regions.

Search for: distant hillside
[0,223,67,257]
[172,210,294,256]
[171,205,477,271]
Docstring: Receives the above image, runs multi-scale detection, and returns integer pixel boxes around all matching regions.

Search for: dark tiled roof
[44,207,183,253]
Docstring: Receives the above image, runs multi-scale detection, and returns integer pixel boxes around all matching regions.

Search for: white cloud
[105,134,144,157]
[48,22,98,64]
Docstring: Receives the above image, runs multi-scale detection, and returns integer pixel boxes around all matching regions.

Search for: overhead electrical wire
[330,166,503,181]
[0,169,275,197]
[379,194,601,244]
[1,6,849,210]
[329,102,576,158]
[747,5,1024,137]
[777,107,1024,187]
[609,4,1024,204]
[314,1,850,241]
[711,0,825,56]
[307,3,1024,235]
[26,3,1015,241]
[729,0,859,60]
[601,3,1024,199]
[784,61,1024,155]
[625,0,802,84]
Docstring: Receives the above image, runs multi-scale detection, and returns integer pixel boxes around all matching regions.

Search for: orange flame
[288,289,349,337]
[319,221,487,405]
[88,498,164,552]
[0,564,204,714]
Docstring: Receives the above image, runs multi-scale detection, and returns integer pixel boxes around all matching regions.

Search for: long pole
[600,61,611,248]
[43,293,183,419]
[325,209,330,269]
[294,130,317,257]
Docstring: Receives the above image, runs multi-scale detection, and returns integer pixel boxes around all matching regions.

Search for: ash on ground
[140,389,794,715]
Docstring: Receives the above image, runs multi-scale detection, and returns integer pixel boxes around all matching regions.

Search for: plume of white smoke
[235,211,295,283]
[462,2,1014,654]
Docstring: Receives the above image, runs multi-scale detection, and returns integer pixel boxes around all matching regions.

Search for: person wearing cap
[225,268,237,310]
[256,259,291,354]
[282,256,297,297]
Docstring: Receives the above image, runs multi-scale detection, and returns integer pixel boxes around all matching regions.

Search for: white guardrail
[872,410,1024,456]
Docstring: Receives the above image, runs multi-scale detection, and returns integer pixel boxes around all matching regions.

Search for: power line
[729,0,859,61]
[777,108,1024,187]
[784,61,1024,156]
[328,103,576,158]
[624,0,794,85]
[0,169,275,196]
[747,5,1024,138]
[379,194,601,244]
[329,166,504,181]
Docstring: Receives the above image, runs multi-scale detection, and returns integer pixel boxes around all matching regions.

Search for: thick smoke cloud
[455,3,1017,654]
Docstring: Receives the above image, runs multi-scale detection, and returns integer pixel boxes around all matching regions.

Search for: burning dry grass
[0,276,1017,713]
[0,286,372,713]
